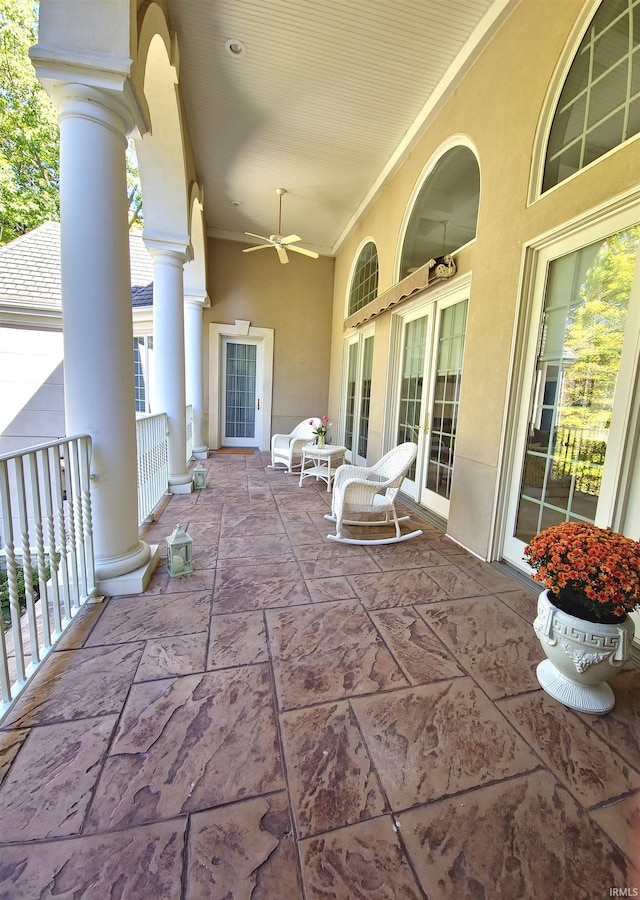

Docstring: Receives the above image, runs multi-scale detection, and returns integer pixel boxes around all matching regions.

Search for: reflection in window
[543,0,640,191]
[400,146,479,280]
[357,337,374,459]
[344,343,358,454]
[398,316,428,481]
[426,301,467,499]
[514,226,640,542]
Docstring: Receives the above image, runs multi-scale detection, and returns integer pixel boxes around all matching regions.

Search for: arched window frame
[530,0,640,203]
[396,136,480,283]
[345,237,379,318]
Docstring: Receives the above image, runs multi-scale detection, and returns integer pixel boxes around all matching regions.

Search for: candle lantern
[166,524,193,576]
[192,463,207,489]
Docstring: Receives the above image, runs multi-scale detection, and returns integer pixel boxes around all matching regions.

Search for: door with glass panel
[343,332,374,465]
[395,311,431,495]
[503,224,640,569]
[221,338,262,447]
[419,299,468,517]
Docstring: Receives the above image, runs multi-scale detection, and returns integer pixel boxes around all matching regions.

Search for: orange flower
[524,522,640,621]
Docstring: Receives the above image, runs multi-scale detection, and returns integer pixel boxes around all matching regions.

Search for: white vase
[533,589,635,715]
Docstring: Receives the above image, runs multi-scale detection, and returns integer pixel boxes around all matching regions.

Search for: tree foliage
[0,0,143,243]
[561,227,640,431]
[0,0,59,244]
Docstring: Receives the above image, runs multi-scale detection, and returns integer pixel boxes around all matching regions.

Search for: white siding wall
[0,328,65,454]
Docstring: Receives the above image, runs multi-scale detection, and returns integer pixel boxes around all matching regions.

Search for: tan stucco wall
[205,238,335,439]
[329,0,640,559]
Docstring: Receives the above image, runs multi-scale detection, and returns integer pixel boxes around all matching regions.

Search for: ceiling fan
[243,188,319,264]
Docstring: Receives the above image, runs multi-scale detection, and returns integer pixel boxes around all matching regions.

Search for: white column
[185,291,209,459]
[57,84,152,584]
[146,242,193,493]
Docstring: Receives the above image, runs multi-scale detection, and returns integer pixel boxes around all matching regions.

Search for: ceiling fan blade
[276,245,289,264]
[280,234,301,245]
[242,244,272,253]
[288,245,319,259]
[244,232,272,243]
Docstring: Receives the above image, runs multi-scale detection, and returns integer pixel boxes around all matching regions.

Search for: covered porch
[0,450,637,897]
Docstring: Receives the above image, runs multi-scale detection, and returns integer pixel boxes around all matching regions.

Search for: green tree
[562,228,640,431]
[0,0,143,243]
[0,0,59,244]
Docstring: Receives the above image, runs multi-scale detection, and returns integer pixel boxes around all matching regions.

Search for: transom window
[543,0,640,192]
[400,146,480,280]
[348,241,379,316]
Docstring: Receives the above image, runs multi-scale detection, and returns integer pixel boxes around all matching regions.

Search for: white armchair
[324,442,422,544]
[269,418,321,473]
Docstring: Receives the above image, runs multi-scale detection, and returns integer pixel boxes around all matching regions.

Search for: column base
[169,473,194,494]
[96,544,160,596]
[192,446,209,459]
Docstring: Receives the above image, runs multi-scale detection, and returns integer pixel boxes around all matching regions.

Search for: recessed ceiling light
[225,39,246,58]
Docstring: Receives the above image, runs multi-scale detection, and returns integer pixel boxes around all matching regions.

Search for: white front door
[208,323,274,451]
[221,338,261,447]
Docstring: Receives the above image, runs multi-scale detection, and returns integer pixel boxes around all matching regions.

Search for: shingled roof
[0,221,154,311]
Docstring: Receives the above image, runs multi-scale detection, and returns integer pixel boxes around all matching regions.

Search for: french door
[391,283,469,519]
[343,330,374,465]
[221,338,262,448]
[502,219,640,570]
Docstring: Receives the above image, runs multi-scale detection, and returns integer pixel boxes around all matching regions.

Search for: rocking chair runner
[269,418,321,473]
[324,442,422,545]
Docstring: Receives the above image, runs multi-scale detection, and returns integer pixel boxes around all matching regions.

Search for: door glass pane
[344,343,358,453]
[398,315,428,481]
[357,336,374,459]
[426,300,467,499]
[514,226,640,542]
[225,342,256,439]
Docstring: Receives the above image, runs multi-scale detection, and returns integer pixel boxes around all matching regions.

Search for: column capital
[184,290,211,310]
[29,45,147,136]
[144,233,192,266]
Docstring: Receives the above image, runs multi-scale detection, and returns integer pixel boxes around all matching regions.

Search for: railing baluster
[13,456,40,670]
[29,451,52,653]
[42,446,63,637]
[0,459,25,687]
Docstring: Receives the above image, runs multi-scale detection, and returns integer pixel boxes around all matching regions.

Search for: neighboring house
[0,222,154,455]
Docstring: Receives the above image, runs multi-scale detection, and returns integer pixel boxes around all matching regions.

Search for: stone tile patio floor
[0,450,638,898]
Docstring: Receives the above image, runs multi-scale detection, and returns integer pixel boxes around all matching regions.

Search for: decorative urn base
[533,590,635,715]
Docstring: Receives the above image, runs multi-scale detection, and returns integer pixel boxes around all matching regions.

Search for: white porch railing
[0,435,98,719]
[136,412,169,525]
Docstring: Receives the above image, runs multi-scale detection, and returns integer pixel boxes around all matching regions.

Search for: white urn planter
[533,590,635,715]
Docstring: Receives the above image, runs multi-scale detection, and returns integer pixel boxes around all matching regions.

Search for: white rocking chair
[269,418,321,473]
[324,442,422,545]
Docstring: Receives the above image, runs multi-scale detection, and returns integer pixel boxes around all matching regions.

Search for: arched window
[348,241,379,316]
[543,0,640,192]
[400,146,479,281]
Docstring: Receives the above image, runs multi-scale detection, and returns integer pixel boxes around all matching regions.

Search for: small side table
[299,444,346,492]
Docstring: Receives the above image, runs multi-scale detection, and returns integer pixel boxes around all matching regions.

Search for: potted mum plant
[524,521,639,714]
[310,416,331,449]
